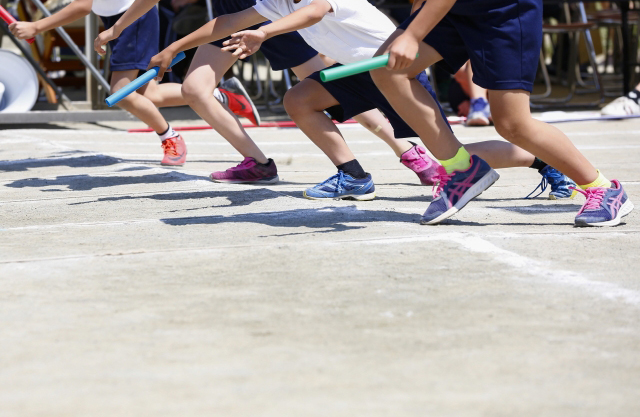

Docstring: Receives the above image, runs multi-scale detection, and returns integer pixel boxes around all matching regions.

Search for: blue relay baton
[105,51,186,107]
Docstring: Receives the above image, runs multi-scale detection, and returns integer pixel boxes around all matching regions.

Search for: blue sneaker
[304,171,376,201]
[421,155,499,225]
[525,166,577,200]
[574,180,634,227]
[466,98,491,126]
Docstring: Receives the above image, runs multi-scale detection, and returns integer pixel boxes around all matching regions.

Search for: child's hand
[94,27,120,56]
[9,21,37,40]
[385,32,420,71]
[222,29,266,59]
[147,48,176,81]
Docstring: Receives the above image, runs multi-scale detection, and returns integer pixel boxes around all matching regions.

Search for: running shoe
[421,155,499,225]
[210,157,279,184]
[525,166,577,200]
[219,77,261,126]
[466,97,492,126]
[573,180,634,227]
[601,92,640,116]
[304,171,376,200]
[161,135,187,166]
[400,143,440,186]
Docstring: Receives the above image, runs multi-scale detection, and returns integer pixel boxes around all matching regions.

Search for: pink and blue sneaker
[210,157,279,184]
[573,180,634,227]
[421,155,499,225]
[400,143,440,186]
[304,171,376,200]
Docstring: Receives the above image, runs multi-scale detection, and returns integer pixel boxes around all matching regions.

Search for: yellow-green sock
[439,147,472,174]
[579,170,612,190]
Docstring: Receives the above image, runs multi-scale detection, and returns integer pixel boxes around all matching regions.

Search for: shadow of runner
[0,154,121,172]
[5,172,207,191]
[161,206,417,233]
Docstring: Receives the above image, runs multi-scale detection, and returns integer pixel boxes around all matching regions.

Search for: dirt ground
[1,117,639,416]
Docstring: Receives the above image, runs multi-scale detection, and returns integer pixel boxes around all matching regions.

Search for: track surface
[1,119,639,416]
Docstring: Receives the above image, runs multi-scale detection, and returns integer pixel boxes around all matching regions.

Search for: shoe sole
[210,175,279,185]
[161,161,185,166]
[574,199,634,227]
[466,116,490,127]
[303,191,376,201]
[421,169,500,225]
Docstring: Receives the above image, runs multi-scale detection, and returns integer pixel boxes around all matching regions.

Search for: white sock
[213,88,226,105]
[158,125,177,141]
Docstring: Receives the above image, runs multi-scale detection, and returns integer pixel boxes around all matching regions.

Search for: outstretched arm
[147,7,267,79]
[94,0,160,54]
[222,0,332,59]
[10,0,92,39]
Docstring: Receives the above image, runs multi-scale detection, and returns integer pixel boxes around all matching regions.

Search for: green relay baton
[319,54,419,82]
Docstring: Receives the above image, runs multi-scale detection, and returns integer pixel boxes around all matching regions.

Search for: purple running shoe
[210,157,279,184]
[421,155,499,225]
[573,180,634,227]
[400,144,440,186]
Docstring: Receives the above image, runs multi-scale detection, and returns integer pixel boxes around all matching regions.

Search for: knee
[181,80,206,104]
[370,68,392,88]
[493,117,531,145]
[283,88,310,119]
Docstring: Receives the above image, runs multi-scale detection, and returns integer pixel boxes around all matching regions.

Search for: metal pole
[620,0,630,95]
[29,0,111,92]
[205,0,214,21]
[85,12,101,108]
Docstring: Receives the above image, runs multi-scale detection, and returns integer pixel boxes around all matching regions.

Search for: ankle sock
[529,157,548,172]
[257,158,272,167]
[627,89,640,104]
[579,170,612,190]
[337,159,367,179]
[438,147,471,174]
[159,125,177,141]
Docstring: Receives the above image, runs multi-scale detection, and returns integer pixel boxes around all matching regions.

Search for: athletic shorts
[100,8,160,72]
[308,65,450,139]
[399,0,543,92]
[209,0,318,70]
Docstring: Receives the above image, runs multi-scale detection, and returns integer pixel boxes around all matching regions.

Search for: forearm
[34,0,92,34]
[167,9,266,53]
[405,0,456,40]
[410,0,427,14]
[112,0,159,37]
[259,2,330,40]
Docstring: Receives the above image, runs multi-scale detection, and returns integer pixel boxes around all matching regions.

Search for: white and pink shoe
[400,143,440,186]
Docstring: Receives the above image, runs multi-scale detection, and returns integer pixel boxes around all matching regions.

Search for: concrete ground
[1,117,639,417]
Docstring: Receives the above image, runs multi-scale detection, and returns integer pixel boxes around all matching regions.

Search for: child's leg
[489,90,599,185]
[466,141,535,169]
[111,70,170,134]
[181,44,268,164]
[371,36,463,161]
[139,80,187,108]
[284,78,356,167]
[352,110,412,157]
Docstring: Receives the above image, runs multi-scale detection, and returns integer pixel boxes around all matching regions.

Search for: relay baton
[105,51,186,107]
[0,5,35,44]
[320,53,419,82]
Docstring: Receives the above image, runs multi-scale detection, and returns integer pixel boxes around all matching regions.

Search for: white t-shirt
[253,0,397,65]
[92,0,135,17]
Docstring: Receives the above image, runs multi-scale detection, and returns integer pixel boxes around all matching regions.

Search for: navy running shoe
[421,155,499,225]
[574,180,634,227]
[304,171,376,200]
[525,166,577,200]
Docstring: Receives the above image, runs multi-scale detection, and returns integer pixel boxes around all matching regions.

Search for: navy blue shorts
[308,65,450,139]
[209,0,318,70]
[100,8,159,72]
[399,0,543,92]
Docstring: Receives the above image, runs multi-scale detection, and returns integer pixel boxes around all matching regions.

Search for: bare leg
[139,79,187,108]
[371,31,462,160]
[111,70,169,134]
[490,89,597,184]
[353,110,412,157]
[284,78,356,166]
[181,44,268,164]
[466,140,535,168]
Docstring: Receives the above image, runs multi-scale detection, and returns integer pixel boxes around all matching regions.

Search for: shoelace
[432,170,453,198]
[525,168,572,199]
[572,186,606,210]
[319,171,346,194]
[161,139,178,156]
[228,158,254,172]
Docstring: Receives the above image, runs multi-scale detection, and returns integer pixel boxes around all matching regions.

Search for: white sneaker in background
[601,92,640,116]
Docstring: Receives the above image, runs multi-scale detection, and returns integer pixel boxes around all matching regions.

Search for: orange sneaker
[161,135,187,166]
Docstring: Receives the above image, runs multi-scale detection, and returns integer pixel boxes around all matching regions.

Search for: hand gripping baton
[0,5,35,44]
[105,51,186,107]
[320,54,418,82]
